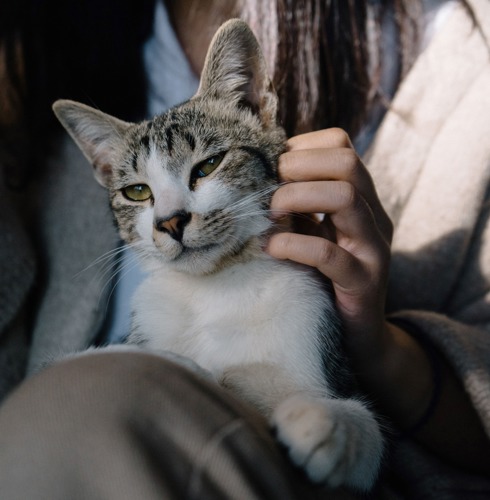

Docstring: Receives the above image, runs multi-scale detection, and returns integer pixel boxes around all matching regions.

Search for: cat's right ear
[196,20,278,127]
[52,99,131,187]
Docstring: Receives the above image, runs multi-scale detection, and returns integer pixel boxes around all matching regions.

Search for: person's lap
[0,351,354,499]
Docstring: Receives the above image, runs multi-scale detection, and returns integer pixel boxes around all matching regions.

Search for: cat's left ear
[53,99,132,187]
[196,19,278,127]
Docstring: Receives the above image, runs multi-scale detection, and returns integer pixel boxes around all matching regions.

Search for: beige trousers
[0,352,354,499]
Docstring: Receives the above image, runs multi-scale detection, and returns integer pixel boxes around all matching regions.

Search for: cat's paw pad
[272,395,349,487]
[271,394,382,491]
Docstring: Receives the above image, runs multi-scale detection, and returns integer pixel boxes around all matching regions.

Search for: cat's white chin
[159,238,262,276]
[146,241,225,275]
[170,244,235,275]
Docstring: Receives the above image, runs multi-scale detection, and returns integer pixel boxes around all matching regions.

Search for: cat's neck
[197,235,268,276]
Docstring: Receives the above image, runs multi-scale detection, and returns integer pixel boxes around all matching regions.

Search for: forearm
[357,321,490,475]
[268,129,490,475]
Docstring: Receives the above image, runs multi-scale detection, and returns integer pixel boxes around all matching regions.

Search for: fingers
[269,128,392,349]
[271,180,376,245]
[288,213,333,239]
[277,130,393,243]
[279,148,377,206]
[280,148,358,182]
[268,127,392,298]
[267,232,366,292]
[287,128,353,151]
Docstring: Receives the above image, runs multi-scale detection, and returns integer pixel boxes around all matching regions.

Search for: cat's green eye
[195,154,224,179]
[122,184,153,201]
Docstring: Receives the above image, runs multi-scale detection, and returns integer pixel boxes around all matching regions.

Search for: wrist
[355,320,436,431]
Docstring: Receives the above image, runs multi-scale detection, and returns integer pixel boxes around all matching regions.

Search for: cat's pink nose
[155,212,191,242]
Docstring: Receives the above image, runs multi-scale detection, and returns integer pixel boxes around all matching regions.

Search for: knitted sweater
[367,0,490,496]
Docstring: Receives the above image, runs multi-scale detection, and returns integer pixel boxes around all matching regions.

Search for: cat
[53,19,383,491]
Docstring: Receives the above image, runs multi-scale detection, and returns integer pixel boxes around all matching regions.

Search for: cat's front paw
[271,394,383,491]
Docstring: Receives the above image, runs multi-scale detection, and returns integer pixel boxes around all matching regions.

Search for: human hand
[267,130,490,470]
[267,128,393,368]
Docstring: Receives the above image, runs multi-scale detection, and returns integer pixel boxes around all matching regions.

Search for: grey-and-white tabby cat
[53,19,383,491]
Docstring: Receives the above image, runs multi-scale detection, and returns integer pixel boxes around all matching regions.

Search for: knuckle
[338,148,360,177]
[282,182,300,205]
[277,233,292,252]
[274,182,294,204]
[278,151,295,181]
[318,240,336,265]
[327,127,351,148]
[367,239,391,277]
[271,232,294,258]
[338,181,358,209]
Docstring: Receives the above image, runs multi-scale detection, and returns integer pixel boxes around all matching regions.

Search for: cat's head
[53,19,286,275]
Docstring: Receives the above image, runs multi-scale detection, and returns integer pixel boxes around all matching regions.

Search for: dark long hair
[241,0,424,136]
[0,0,434,182]
[0,0,155,184]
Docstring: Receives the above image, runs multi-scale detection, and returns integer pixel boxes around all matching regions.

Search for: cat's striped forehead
[121,98,276,181]
[131,108,220,160]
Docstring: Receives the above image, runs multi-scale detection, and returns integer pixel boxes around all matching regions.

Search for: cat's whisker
[73,246,127,279]
[74,241,145,279]
[94,253,131,289]
[97,242,142,272]
[80,242,145,295]
[228,185,278,210]
[227,212,270,222]
[231,208,322,224]
[97,248,143,311]
[228,184,276,203]
[73,252,127,294]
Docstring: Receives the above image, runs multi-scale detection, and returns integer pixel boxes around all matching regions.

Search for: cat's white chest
[130,257,331,378]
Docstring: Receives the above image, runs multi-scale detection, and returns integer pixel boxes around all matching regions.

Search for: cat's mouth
[152,236,221,264]
[179,242,219,256]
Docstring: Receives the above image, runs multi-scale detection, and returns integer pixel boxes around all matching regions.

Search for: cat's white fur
[53,19,383,492]
[128,170,383,491]
[133,256,331,393]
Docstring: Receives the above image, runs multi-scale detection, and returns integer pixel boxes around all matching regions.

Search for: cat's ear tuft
[52,100,131,187]
[196,19,278,127]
